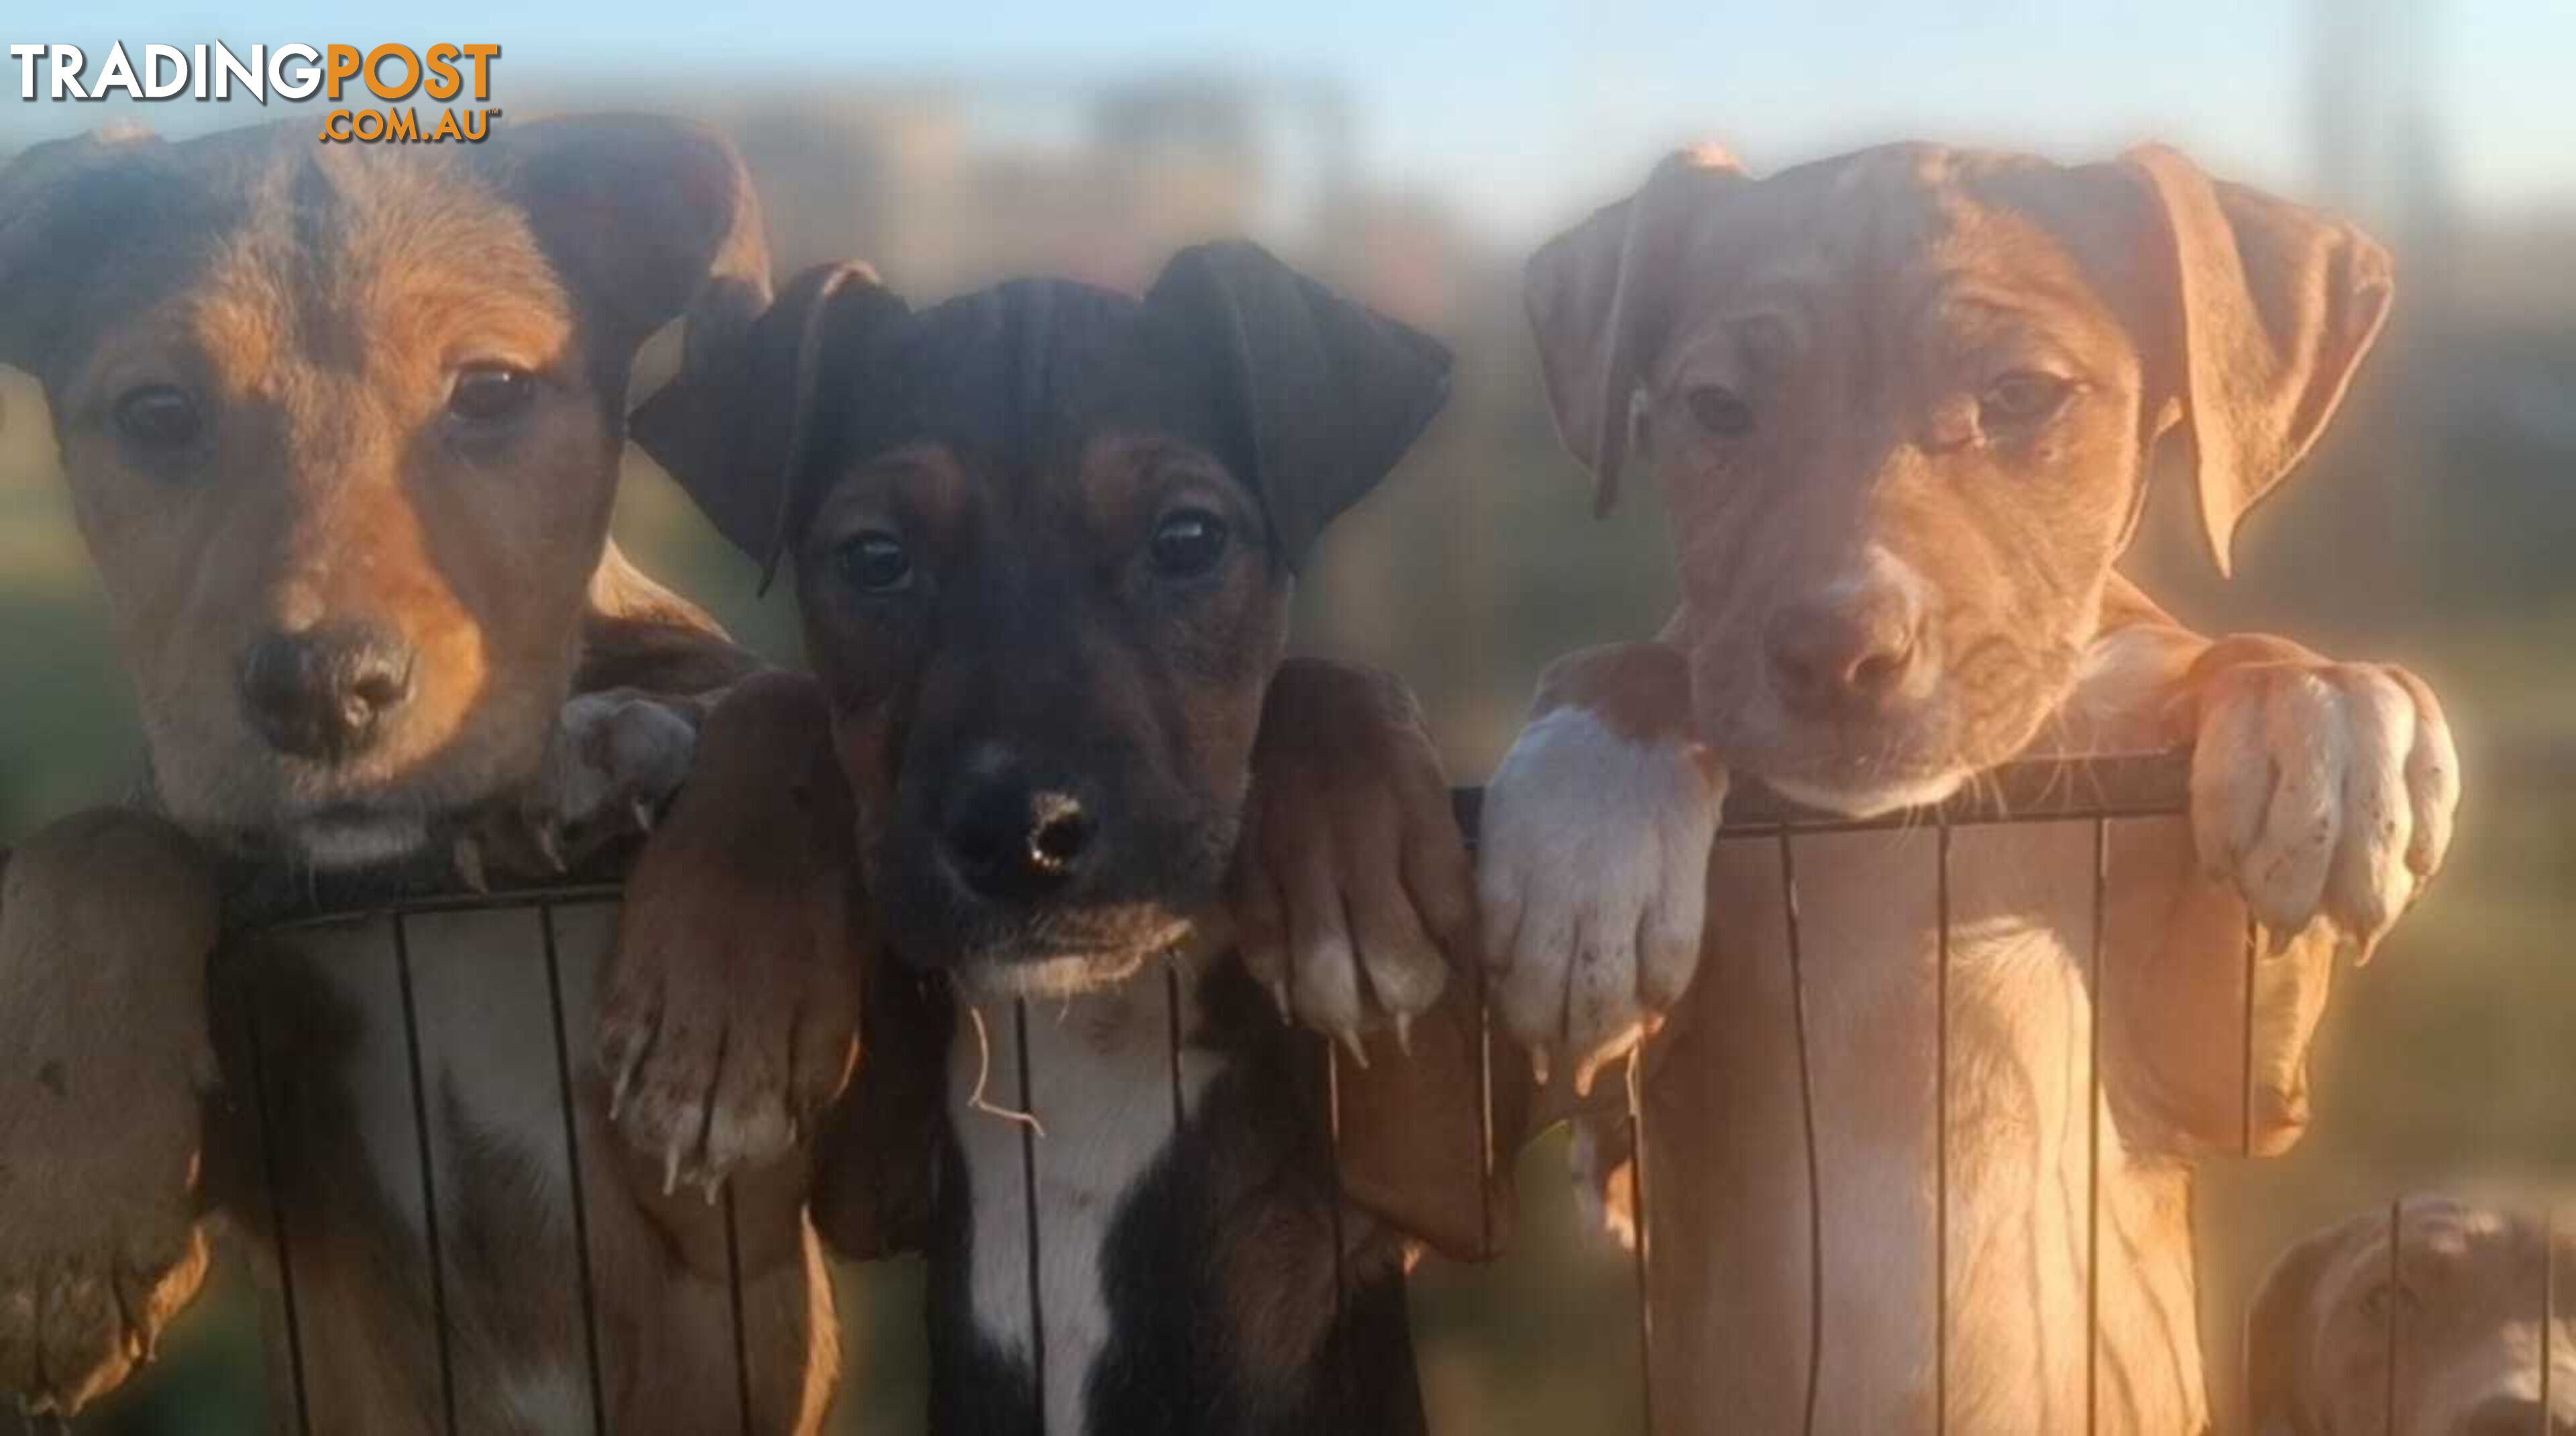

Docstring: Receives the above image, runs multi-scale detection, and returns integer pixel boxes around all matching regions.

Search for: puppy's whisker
[962,1001,1046,1138]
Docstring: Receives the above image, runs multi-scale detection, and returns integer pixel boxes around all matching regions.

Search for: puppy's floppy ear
[2122,144,2394,576]
[631,261,910,590]
[484,113,771,353]
[0,126,175,376]
[2245,1209,2373,1435]
[1142,239,1452,571]
[1525,144,1748,516]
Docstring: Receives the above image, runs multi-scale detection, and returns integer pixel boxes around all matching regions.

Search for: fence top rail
[1448,749,2192,841]
[237,751,2194,930]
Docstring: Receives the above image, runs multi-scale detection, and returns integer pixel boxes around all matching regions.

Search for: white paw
[543,689,700,848]
[2190,661,2457,960]
[462,689,700,882]
[1477,705,1725,1094]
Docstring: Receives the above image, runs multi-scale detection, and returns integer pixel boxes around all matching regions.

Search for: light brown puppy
[0,117,833,1429]
[1479,143,2459,1431]
[2249,1199,2573,1435]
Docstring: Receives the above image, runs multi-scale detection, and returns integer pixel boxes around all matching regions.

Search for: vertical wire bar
[1163,964,1187,1131]
[1163,965,1191,1425]
[2386,1198,2403,1436]
[1933,820,1951,1436]
[241,999,313,1436]
[1626,1042,1659,1436]
[2086,820,2108,1436]
[2242,917,2260,1158]
[1475,958,1497,1266]
[1778,831,1823,1436]
[2542,1207,2555,1434]
[1324,1040,1350,1411]
[389,915,460,1435]
[536,905,609,1436]
[1014,999,1046,1435]
[722,1187,753,1435]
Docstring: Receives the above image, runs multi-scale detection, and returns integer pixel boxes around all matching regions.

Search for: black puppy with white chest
[630,241,1472,1434]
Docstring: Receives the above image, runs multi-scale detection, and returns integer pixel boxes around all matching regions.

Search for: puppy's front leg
[596,672,863,1198]
[2082,587,2460,1152]
[1474,640,1725,1096]
[1231,659,1477,1058]
[0,810,219,1416]
[1233,659,1534,1265]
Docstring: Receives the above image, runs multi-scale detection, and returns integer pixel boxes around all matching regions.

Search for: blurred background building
[3,1,2571,1429]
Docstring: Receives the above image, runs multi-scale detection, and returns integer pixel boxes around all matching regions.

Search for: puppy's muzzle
[938,755,1104,905]
[1762,578,1926,721]
[235,623,417,763]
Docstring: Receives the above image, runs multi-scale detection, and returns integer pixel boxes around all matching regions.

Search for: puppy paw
[463,688,702,884]
[0,1124,211,1418]
[2189,656,2458,960]
[1232,659,1472,1062]
[1477,643,1723,1095]
[0,812,220,1415]
[594,675,860,1196]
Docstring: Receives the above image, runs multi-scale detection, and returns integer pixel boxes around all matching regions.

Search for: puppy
[1477,143,2461,1430]
[616,243,1511,1434]
[0,117,837,1429]
[2249,1199,2573,1435]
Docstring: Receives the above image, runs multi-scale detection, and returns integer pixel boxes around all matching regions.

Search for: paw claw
[1338,1030,1370,1070]
[1392,1011,1415,1059]
[631,798,657,834]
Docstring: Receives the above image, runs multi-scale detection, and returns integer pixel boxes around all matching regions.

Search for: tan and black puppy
[2249,1199,2574,1435]
[616,244,1507,1435]
[0,117,835,1429]
[1476,144,2461,1431]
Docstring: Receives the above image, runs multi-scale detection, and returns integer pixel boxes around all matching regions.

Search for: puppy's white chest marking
[953,975,1223,1436]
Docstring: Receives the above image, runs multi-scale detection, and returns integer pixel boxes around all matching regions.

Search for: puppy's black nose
[1765,587,1923,718]
[237,624,416,762]
[941,760,1099,903]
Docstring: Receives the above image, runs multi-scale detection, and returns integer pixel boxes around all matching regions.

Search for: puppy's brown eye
[1686,385,1754,438]
[835,532,913,594]
[1981,371,2073,427]
[113,385,203,450]
[1148,509,1228,579]
[448,364,535,423]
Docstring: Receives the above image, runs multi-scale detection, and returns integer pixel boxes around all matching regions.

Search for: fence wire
[17,751,2528,1435]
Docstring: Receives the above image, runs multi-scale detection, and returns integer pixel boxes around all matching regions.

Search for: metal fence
[19,750,2545,1435]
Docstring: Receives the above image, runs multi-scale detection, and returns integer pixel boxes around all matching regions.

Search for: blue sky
[11,1,2570,239]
